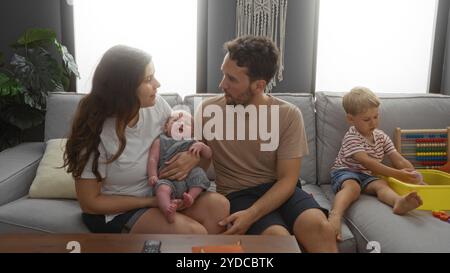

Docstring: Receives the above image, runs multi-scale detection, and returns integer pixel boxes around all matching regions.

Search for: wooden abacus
[394,127,450,169]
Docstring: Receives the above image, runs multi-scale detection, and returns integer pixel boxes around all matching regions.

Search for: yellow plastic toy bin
[387,170,450,210]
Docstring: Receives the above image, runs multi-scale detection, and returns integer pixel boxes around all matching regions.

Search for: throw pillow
[29,138,76,199]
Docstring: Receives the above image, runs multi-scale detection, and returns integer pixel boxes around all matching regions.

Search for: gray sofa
[0,91,449,252]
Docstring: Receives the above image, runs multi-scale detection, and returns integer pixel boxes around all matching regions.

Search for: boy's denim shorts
[330,169,380,193]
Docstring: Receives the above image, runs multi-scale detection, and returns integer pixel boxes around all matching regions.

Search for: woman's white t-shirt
[80,95,172,222]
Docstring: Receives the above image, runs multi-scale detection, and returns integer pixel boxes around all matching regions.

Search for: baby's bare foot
[328,211,342,241]
[393,192,422,215]
[164,201,178,223]
[183,192,194,208]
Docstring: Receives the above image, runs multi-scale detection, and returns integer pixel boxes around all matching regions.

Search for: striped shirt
[332,126,396,175]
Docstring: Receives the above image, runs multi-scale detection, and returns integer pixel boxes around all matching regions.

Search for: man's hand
[219,209,256,235]
[159,151,200,181]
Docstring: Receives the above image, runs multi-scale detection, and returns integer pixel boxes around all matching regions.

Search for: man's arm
[221,158,301,235]
[353,151,418,183]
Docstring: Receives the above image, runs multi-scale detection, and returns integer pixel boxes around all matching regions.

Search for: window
[316,0,437,93]
[73,0,197,98]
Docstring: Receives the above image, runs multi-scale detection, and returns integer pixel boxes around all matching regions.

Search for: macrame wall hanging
[236,0,288,92]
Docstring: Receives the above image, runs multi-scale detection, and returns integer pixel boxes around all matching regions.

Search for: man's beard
[225,89,253,106]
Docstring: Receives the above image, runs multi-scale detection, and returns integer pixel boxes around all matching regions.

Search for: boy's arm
[353,152,418,183]
[387,151,414,170]
[147,138,161,182]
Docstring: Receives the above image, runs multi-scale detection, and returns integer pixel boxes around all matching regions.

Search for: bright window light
[73,0,197,98]
[316,0,437,93]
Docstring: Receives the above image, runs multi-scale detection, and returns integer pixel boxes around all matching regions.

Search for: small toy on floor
[432,210,450,223]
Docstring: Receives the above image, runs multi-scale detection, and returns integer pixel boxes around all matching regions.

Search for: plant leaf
[16,28,56,47]
[11,48,62,109]
[55,41,80,78]
[0,73,24,96]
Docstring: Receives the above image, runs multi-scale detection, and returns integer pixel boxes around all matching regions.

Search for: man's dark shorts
[82,208,148,233]
[226,181,328,235]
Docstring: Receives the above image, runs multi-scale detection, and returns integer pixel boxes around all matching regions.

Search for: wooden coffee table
[0,234,301,253]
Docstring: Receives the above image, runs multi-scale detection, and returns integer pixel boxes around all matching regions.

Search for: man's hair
[343,87,380,115]
[224,35,279,82]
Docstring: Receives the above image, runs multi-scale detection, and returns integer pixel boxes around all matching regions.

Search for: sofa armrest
[0,142,44,206]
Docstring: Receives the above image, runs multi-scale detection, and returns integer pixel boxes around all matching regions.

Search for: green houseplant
[0,28,79,151]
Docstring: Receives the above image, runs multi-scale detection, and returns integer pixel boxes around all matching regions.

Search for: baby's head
[164,110,194,140]
[343,87,381,137]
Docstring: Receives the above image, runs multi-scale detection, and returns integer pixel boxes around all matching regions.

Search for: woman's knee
[185,221,208,234]
[199,192,230,216]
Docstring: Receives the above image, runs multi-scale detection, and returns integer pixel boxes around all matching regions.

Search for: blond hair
[342,87,380,115]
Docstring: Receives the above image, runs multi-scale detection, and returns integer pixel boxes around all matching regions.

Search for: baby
[147,110,211,223]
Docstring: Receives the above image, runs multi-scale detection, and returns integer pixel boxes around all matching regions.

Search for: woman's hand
[159,151,200,181]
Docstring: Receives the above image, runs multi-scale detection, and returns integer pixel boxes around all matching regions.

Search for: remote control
[142,240,161,253]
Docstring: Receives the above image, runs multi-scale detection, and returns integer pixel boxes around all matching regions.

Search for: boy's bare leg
[364,179,423,215]
[328,179,361,241]
[156,184,178,223]
[183,187,204,208]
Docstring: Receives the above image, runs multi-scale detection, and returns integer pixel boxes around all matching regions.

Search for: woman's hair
[342,86,380,115]
[64,45,152,181]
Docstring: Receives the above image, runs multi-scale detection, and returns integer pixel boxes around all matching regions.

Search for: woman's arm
[76,178,157,214]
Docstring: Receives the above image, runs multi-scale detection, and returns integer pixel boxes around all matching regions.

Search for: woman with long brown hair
[64,45,229,234]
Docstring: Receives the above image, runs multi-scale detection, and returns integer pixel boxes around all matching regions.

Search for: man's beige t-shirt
[196,95,308,196]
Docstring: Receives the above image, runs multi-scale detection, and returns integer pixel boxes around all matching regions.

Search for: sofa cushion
[0,142,44,206]
[321,184,450,252]
[184,93,317,184]
[29,139,76,199]
[316,91,450,185]
[45,92,183,141]
[0,197,89,233]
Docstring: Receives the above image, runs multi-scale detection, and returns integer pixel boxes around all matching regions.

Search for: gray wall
[0,0,62,60]
[202,0,319,94]
[205,0,236,93]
